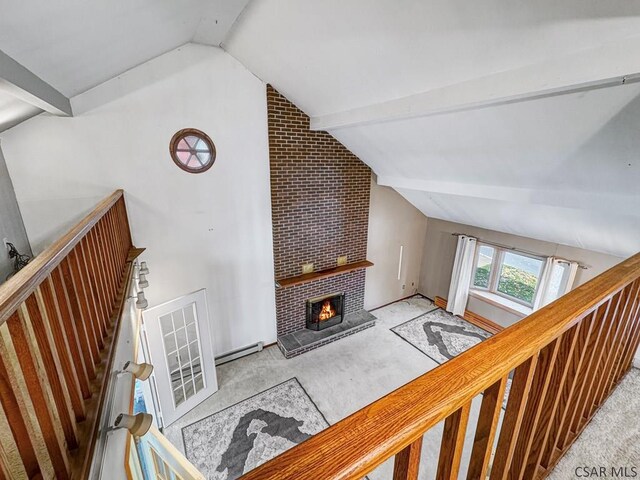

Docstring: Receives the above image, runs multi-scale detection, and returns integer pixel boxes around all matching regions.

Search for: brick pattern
[275,270,366,337]
[267,85,371,279]
[267,85,372,345]
[277,320,375,359]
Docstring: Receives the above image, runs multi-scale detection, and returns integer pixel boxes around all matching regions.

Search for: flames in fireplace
[318,300,336,321]
[306,292,345,331]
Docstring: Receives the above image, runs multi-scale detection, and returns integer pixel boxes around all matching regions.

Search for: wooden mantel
[276,260,374,288]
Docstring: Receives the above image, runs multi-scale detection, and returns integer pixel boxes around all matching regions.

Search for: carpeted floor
[547,367,640,479]
[182,378,328,480]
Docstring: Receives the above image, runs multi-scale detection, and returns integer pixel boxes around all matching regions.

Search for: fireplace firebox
[306,292,345,331]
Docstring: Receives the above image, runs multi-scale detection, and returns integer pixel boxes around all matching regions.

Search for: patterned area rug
[182,378,328,480]
[391,307,493,363]
[392,308,511,408]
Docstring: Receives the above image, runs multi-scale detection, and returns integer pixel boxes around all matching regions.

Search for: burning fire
[318,300,336,321]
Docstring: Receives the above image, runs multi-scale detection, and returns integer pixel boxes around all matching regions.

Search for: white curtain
[535,257,579,309]
[446,235,477,316]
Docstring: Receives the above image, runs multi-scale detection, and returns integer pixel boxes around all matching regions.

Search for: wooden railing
[241,253,640,480]
[0,190,140,479]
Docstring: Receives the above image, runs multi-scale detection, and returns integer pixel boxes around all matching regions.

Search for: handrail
[0,189,125,325]
[0,190,138,479]
[241,252,640,480]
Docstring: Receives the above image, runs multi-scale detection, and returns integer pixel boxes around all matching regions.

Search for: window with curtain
[470,243,578,311]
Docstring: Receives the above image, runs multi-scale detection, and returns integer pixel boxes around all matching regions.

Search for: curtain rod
[451,233,589,269]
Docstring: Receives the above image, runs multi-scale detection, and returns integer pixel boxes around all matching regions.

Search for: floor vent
[215,341,264,366]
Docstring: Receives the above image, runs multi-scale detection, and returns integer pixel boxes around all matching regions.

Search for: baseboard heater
[215,341,264,366]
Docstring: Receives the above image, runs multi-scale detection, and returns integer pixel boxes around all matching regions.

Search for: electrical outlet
[402,284,406,290]
[302,263,314,274]
[337,255,348,266]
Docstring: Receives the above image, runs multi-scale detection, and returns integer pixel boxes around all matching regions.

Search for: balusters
[509,338,561,479]
[617,291,640,379]
[61,256,100,371]
[0,351,41,479]
[3,310,70,479]
[605,280,640,394]
[25,291,79,450]
[236,253,640,480]
[467,375,509,480]
[75,241,105,344]
[490,356,538,480]
[565,291,623,445]
[532,314,594,474]
[436,402,471,480]
[393,436,423,480]
[40,276,86,421]
[0,191,140,478]
[50,267,93,397]
[591,283,636,410]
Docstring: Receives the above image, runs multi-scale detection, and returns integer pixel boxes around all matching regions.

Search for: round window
[170,129,216,173]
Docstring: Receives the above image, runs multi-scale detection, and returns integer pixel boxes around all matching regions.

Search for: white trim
[143,289,218,426]
[469,289,531,318]
[470,242,545,308]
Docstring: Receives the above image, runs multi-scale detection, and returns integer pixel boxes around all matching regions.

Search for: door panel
[144,289,217,426]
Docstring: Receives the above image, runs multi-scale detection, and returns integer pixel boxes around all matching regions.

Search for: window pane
[497,252,544,304]
[473,245,494,288]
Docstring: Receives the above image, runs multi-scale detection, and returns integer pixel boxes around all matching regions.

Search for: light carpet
[548,367,640,479]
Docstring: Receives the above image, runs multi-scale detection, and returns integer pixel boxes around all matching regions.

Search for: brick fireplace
[267,85,376,358]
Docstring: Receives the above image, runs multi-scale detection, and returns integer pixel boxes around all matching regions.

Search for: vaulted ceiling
[224,0,640,258]
[0,0,251,132]
[0,0,250,97]
[1,0,639,257]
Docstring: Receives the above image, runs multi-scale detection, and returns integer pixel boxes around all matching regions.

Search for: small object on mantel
[302,263,314,274]
[337,255,348,266]
[277,260,374,289]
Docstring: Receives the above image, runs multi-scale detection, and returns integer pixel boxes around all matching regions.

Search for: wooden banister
[0,190,141,479]
[0,190,125,325]
[240,252,640,480]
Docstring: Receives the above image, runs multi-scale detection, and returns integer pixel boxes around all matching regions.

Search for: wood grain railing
[0,190,140,479]
[241,253,640,480]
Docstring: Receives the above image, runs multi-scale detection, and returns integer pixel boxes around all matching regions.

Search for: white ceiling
[225,0,640,257]
[0,0,250,97]
[1,0,640,256]
[0,89,41,132]
[224,0,640,116]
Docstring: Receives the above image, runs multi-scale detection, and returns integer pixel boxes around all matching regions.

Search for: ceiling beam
[0,49,72,116]
[310,37,640,131]
[377,176,640,216]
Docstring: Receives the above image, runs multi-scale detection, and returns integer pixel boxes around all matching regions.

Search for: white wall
[0,44,277,356]
[364,176,427,310]
[0,144,32,282]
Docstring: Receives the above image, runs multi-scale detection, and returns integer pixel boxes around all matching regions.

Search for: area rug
[182,378,328,480]
[391,308,511,408]
[391,307,493,363]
